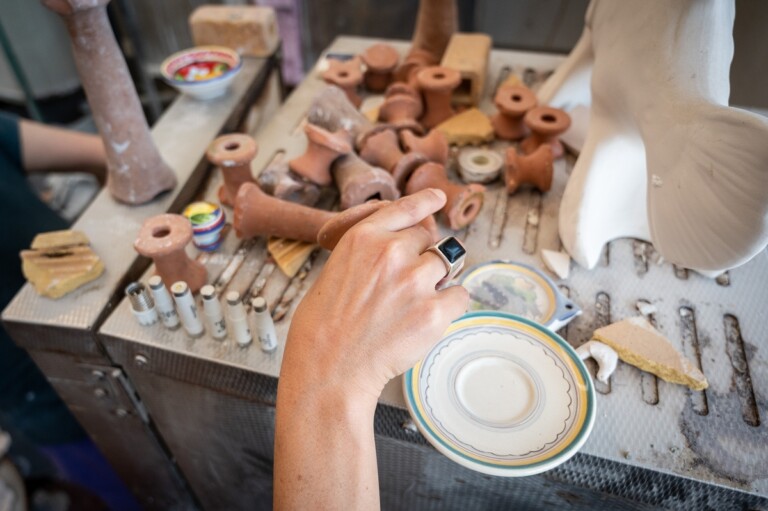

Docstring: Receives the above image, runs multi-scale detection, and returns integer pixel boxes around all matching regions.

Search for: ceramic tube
[125,282,158,326]
[251,297,277,352]
[226,291,252,347]
[200,285,227,340]
[171,281,204,338]
[148,275,180,330]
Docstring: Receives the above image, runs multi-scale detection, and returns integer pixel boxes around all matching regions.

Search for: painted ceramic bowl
[459,260,581,331]
[183,201,226,251]
[161,46,242,100]
[404,312,595,477]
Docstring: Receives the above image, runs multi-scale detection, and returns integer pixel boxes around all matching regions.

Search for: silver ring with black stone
[426,236,467,287]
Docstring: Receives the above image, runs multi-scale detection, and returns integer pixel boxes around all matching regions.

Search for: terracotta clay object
[378,93,424,134]
[332,154,400,210]
[234,182,335,242]
[400,129,449,164]
[322,57,364,108]
[256,161,321,206]
[206,133,258,207]
[317,200,440,251]
[44,0,176,205]
[361,43,400,92]
[520,106,571,159]
[385,82,420,100]
[405,162,485,230]
[492,85,538,141]
[417,66,462,129]
[134,214,207,293]
[393,48,437,88]
[307,86,387,151]
[394,0,457,85]
[289,124,352,186]
[359,129,429,191]
[505,144,554,194]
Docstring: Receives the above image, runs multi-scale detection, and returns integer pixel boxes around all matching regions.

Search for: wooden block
[189,5,279,58]
[267,237,316,278]
[435,108,494,146]
[21,230,104,299]
[440,33,492,106]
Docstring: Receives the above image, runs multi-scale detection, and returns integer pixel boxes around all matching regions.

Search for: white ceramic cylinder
[171,281,204,338]
[251,297,277,352]
[148,275,180,329]
[226,291,252,347]
[200,285,227,340]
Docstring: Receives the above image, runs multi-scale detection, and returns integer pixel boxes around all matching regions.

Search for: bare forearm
[274,367,380,510]
[20,119,106,178]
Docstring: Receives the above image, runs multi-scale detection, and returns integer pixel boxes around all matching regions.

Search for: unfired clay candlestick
[520,106,571,159]
[361,43,400,92]
[234,182,335,242]
[379,93,424,134]
[322,57,364,108]
[360,129,428,192]
[206,133,258,207]
[332,154,400,210]
[257,161,321,206]
[394,0,457,85]
[400,129,449,164]
[317,201,440,250]
[44,0,176,205]
[134,214,207,293]
[289,124,352,186]
[405,162,484,230]
[417,66,462,129]
[307,86,387,151]
[492,85,537,141]
[505,145,554,195]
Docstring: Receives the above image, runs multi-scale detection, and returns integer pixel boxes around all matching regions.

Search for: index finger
[362,188,446,232]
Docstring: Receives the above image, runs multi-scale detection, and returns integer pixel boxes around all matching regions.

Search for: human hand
[282,188,470,403]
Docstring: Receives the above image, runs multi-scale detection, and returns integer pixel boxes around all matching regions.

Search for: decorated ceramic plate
[459,260,581,331]
[404,312,595,477]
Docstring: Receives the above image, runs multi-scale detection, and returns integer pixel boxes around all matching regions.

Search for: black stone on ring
[427,236,467,286]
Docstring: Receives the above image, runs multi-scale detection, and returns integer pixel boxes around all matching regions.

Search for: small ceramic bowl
[161,46,242,100]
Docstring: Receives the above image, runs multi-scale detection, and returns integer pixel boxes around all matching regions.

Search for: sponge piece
[592,316,708,390]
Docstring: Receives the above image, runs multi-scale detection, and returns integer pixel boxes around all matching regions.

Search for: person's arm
[274,189,469,510]
[19,119,106,182]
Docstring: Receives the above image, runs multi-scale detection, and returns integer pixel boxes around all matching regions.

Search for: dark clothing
[0,111,84,444]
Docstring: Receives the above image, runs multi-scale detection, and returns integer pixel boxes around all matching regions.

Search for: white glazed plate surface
[404,312,595,477]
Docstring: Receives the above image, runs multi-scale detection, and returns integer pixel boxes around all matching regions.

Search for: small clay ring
[458,149,503,184]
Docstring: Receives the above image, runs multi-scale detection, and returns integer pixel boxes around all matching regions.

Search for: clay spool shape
[307,86,388,152]
[317,200,440,251]
[378,94,425,134]
[289,124,352,186]
[492,85,538,141]
[361,43,400,92]
[234,182,336,242]
[458,148,504,184]
[393,48,438,88]
[134,214,207,293]
[44,0,176,205]
[359,129,429,192]
[417,66,462,129]
[400,129,449,165]
[256,160,321,206]
[322,57,364,108]
[520,106,572,159]
[505,144,554,194]
[332,153,400,210]
[207,133,258,207]
[405,162,485,230]
[385,82,421,100]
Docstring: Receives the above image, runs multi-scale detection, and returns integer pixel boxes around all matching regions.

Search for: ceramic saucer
[459,260,580,331]
[404,312,595,477]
